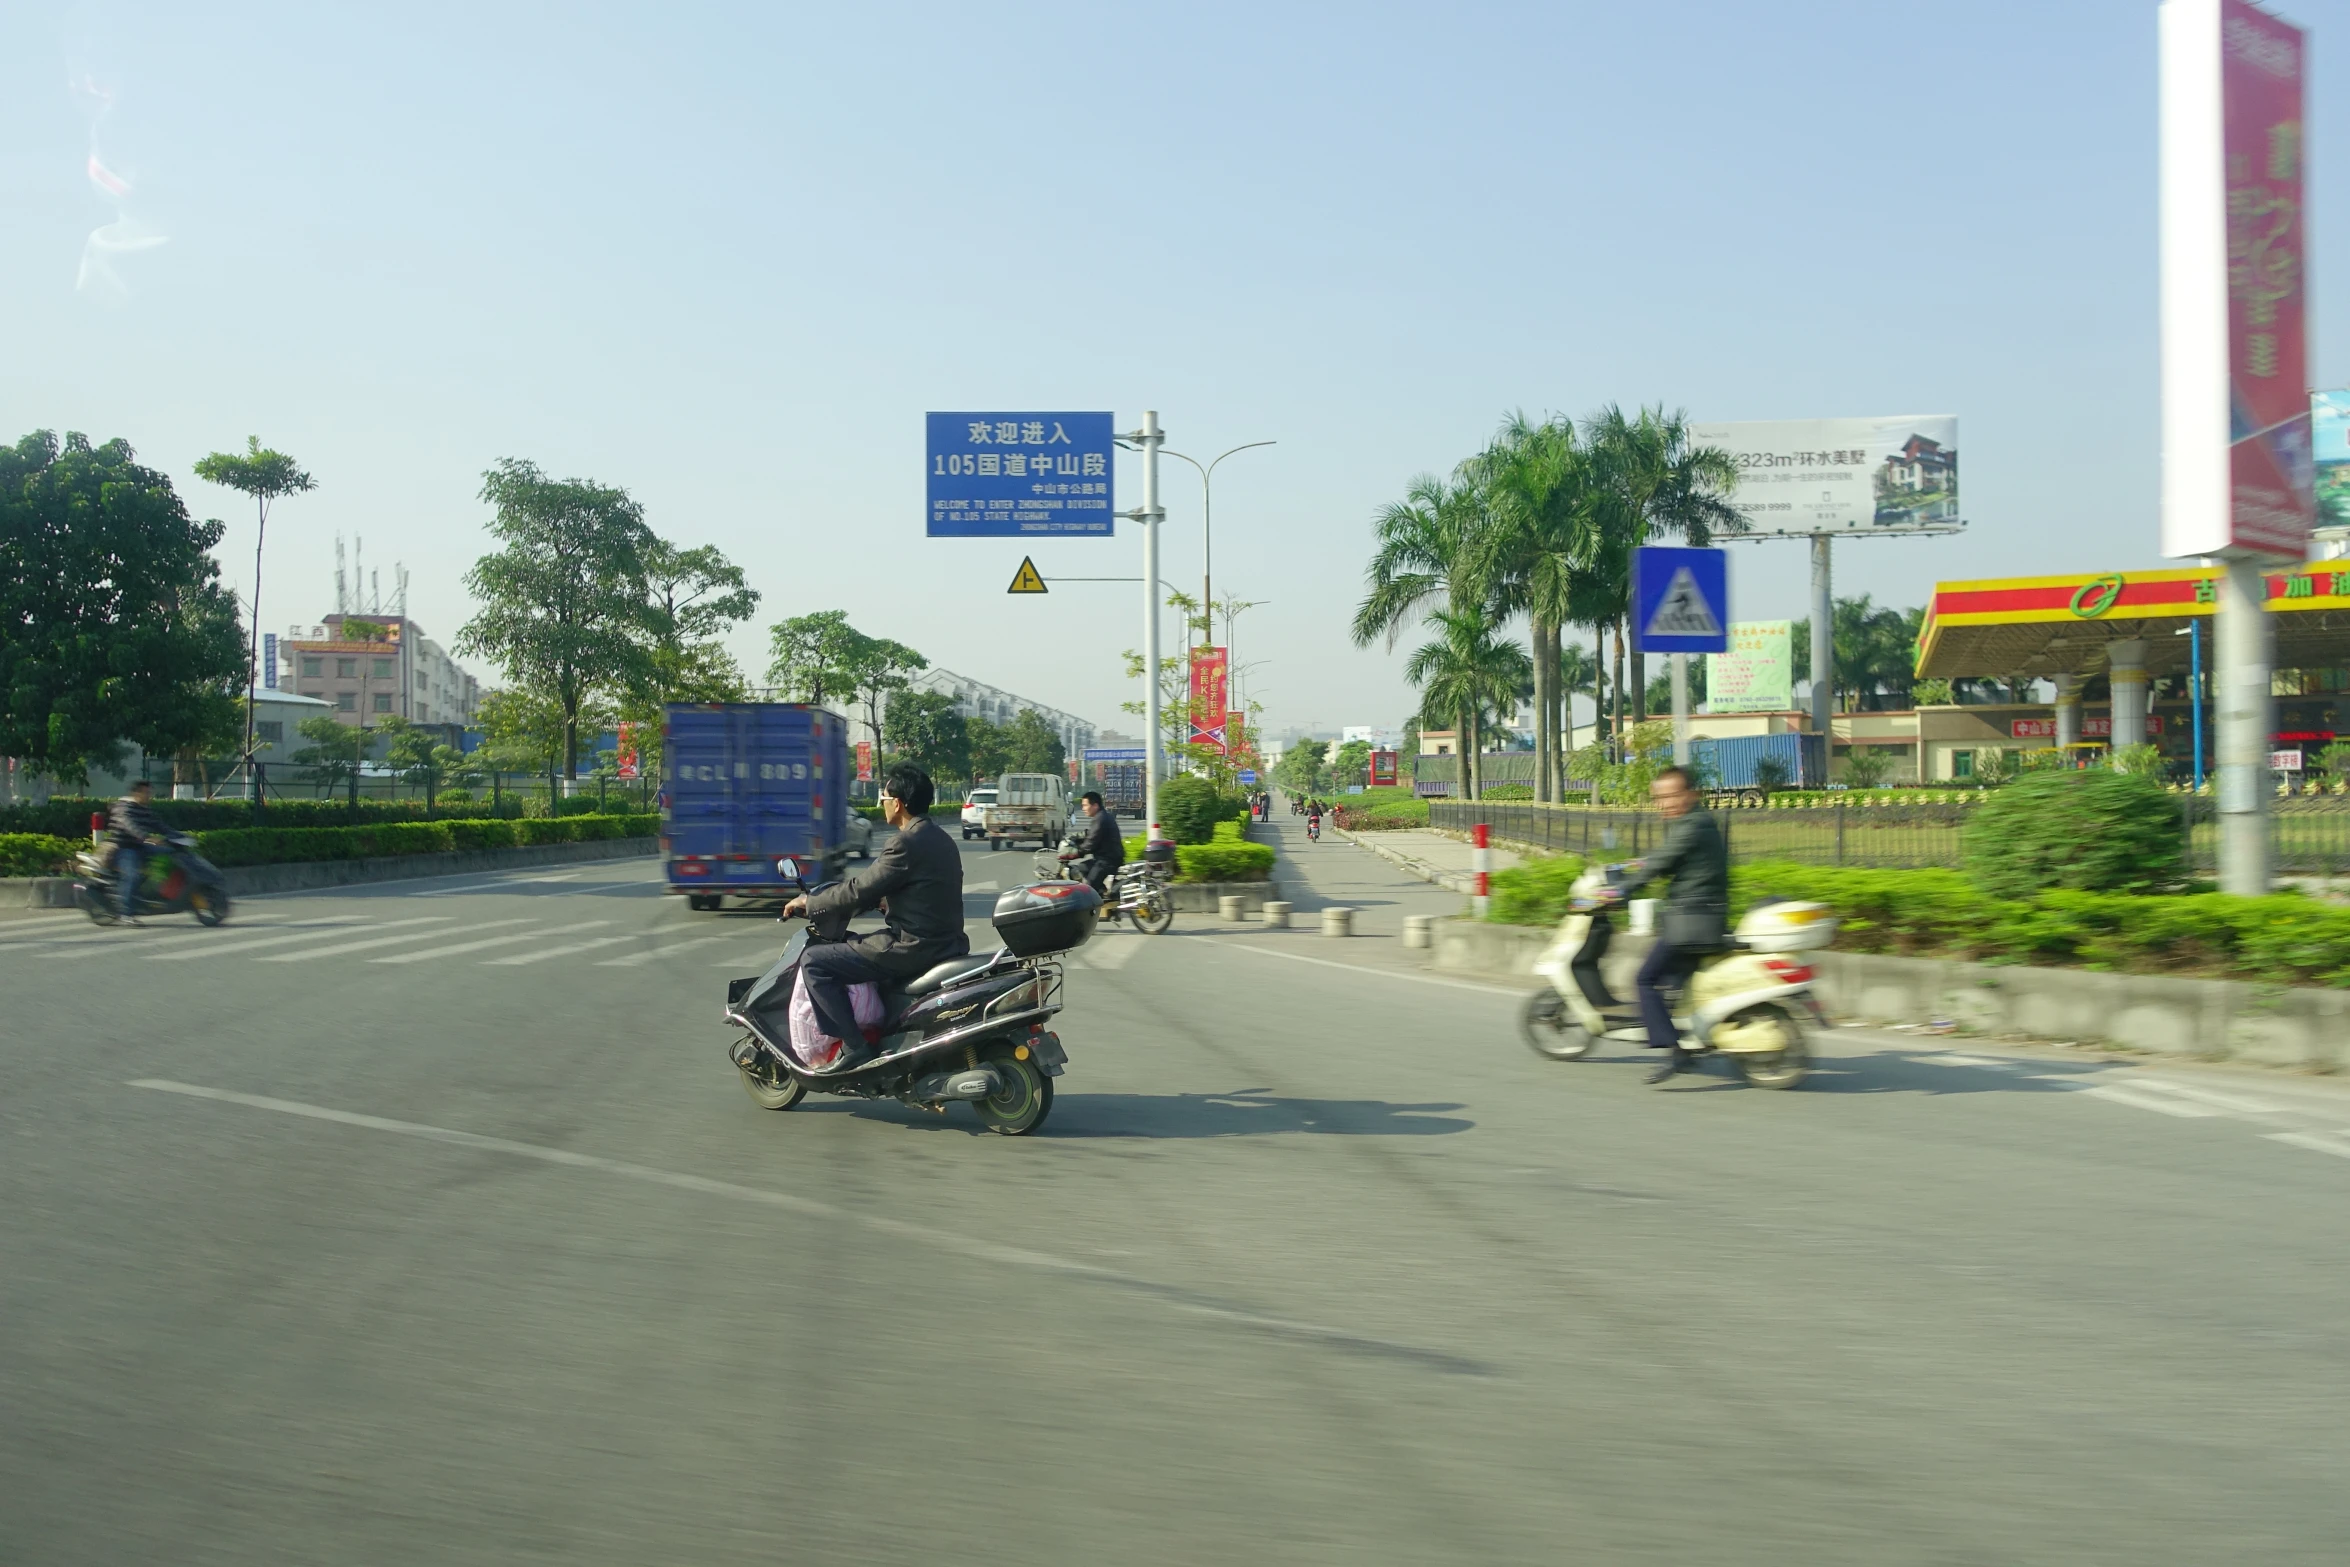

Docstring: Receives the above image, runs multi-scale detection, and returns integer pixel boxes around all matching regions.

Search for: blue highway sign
[1237,769,1258,784]
[1631,546,1729,654]
[928,412,1116,537]
[1082,747,1146,762]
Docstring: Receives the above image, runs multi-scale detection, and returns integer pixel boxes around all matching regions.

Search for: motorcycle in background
[1036,829,1176,934]
[74,831,232,927]
[1518,862,1833,1089]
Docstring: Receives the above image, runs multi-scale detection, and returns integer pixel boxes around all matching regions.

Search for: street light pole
[1162,441,1275,645]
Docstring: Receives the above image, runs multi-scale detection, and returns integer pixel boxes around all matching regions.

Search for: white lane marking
[125,1079,1477,1374]
[966,880,1000,893]
[146,918,398,961]
[2266,1131,2350,1160]
[594,934,738,967]
[256,919,472,961]
[1916,1053,2013,1069]
[0,920,291,951]
[373,920,607,965]
[2078,1084,2218,1118]
[714,952,779,967]
[2133,1078,2286,1115]
[480,933,641,966]
[1084,936,1143,970]
[1214,941,1523,997]
[412,872,584,897]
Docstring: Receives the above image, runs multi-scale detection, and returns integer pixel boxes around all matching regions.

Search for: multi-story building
[279,614,482,735]
[903,667,1096,761]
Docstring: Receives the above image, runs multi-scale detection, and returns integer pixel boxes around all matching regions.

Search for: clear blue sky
[5,0,2345,739]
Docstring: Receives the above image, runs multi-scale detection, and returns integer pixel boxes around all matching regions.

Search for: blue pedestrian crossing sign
[1631,546,1729,654]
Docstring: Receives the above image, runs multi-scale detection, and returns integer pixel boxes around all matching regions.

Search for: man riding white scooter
[1604,764,1729,1084]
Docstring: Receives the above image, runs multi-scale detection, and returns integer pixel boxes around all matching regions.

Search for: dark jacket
[108,794,165,850]
[1621,806,1729,948]
[1076,808,1125,869]
[803,815,970,977]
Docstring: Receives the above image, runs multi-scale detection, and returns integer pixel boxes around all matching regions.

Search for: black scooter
[73,831,232,926]
[721,858,1096,1136]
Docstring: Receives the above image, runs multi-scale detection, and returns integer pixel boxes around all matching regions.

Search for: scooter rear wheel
[1725,1005,1810,1090]
[1131,890,1174,935]
[190,887,230,926]
[77,885,115,925]
[1519,988,1596,1060]
[972,1053,1053,1135]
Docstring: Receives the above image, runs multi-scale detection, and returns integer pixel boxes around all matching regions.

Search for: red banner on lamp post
[854,741,873,782]
[1188,647,1228,753]
[615,723,640,780]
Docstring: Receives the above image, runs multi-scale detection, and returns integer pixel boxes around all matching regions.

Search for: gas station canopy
[1916,563,2350,681]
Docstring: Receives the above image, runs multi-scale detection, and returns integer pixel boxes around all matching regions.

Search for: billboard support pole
[1131,412,1166,834]
[1809,534,1834,745]
[1670,654,1690,768]
[2215,561,2271,895]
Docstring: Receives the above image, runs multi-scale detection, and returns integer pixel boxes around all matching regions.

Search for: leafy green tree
[1002,708,1066,775]
[965,715,1012,784]
[1792,597,1928,712]
[1327,739,1372,791]
[765,610,868,706]
[0,430,248,783]
[194,435,316,784]
[458,459,655,778]
[1840,746,1895,788]
[1466,412,1596,802]
[842,636,927,761]
[1352,473,1496,796]
[1582,406,1744,732]
[290,713,369,797]
[1273,738,1326,797]
[616,537,757,782]
[1403,605,1530,779]
[473,686,572,788]
[885,689,969,782]
[374,714,468,808]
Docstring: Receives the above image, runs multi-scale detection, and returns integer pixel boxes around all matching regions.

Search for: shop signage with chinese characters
[1187,647,1228,753]
[927,412,1116,537]
[2010,717,2167,740]
[1691,417,1963,536]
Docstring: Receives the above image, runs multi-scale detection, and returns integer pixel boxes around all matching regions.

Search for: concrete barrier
[1402,913,1434,949]
[1169,881,1275,914]
[1217,894,1246,922]
[1321,908,1353,938]
[1262,901,1291,929]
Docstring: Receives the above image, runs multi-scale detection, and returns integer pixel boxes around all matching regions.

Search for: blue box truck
[662,702,850,910]
[1690,732,1828,795]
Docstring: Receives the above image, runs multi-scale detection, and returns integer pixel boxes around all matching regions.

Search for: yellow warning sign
[1007,556,1048,594]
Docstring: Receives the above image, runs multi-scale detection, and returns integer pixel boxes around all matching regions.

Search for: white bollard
[1402,913,1433,948]
[1217,894,1245,923]
[1261,900,1291,929]
[1321,907,1353,938]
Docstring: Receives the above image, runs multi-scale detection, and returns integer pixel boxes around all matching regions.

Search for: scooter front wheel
[189,886,230,926]
[1519,987,1595,1060]
[735,1043,807,1110]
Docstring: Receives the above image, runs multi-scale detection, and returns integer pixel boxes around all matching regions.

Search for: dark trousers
[1636,939,1701,1052]
[113,843,145,919]
[799,942,897,1048]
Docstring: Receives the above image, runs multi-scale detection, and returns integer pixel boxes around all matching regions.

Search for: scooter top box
[993,882,1101,957]
[1735,901,1837,953]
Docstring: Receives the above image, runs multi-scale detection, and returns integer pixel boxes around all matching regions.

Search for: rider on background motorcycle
[780,764,967,1070]
[107,779,166,927]
[1607,764,1729,1084]
[1071,789,1124,903]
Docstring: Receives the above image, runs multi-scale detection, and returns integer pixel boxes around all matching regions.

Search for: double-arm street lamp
[1160,440,1275,639]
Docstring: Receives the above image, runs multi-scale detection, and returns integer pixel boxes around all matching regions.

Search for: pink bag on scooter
[786,977,887,1069]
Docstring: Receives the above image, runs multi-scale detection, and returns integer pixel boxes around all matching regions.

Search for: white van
[983,772,1068,850]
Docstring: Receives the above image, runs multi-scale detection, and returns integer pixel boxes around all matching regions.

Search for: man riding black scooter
[1070,789,1124,902]
[780,764,967,1071]
[107,780,168,927]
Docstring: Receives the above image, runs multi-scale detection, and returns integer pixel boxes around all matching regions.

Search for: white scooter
[1518,862,1836,1089]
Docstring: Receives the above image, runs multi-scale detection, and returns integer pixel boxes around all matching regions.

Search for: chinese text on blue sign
[927,412,1116,537]
[1631,547,1729,655]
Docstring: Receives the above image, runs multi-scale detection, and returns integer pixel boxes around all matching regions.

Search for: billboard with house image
[1694,415,1962,536]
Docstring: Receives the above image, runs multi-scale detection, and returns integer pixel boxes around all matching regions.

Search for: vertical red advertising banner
[615,723,640,780]
[854,741,873,782]
[1188,646,1228,753]
[1370,749,1399,787]
[2161,0,2313,560]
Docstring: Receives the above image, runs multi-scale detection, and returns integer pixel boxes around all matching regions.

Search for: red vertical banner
[1188,646,1228,753]
[615,723,640,780]
[2222,0,2312,554]
[854,741,873,782]
[1370,749,1398,787]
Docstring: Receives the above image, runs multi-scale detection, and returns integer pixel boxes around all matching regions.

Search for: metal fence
[1432,797,2350,877]
[130,759,658,816]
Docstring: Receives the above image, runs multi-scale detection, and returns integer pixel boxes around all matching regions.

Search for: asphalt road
[6,818,2350,1564]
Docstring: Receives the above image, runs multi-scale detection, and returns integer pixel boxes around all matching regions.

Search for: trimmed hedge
[1114,820,1276,882]
[186,813,657,870]
[0,833,82,877]
[1729,860,2350,989]
[1485,855,1588,926]
[1332,788,1430,831]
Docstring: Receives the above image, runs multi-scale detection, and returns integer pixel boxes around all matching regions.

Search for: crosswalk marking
[594,934,737,967]
[2266,1131,2350,1160]
[2134,1078,2285,1115]
[481,933,641,966]
[1082,935,1143,970]
[257,918,475,961]
[145,918,393,961]
[2074,1083,2218,1118]
[374,920,608,965]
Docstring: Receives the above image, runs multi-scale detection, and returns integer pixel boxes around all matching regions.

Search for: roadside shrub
[1175,841,1275,882]
[617,812,658,837]
[1333,788,1429,830]
[195,822,456,867]
[1729,860,2350,988]
[0,833,82,877]
[1155,775,1226,844]
[516,817,582,846]
[444,818,520,851]
[1962,768,2185,899]
[1484,855,1588,925]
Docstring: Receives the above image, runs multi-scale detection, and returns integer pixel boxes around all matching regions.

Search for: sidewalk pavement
[1252,817,1466,941]
[1330,827,1524,896]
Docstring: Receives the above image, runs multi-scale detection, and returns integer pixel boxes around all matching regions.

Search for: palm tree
[1464,413,1593,802]
[1403,606,1530,785]
[1582,405,1746,734]
[1353,473,1495,796]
